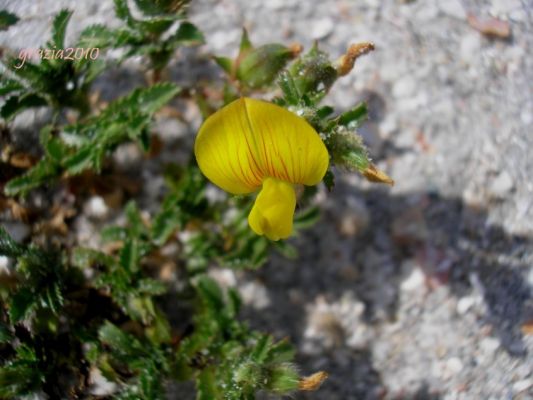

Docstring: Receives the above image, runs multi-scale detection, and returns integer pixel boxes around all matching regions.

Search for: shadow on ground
[245,179,533,400]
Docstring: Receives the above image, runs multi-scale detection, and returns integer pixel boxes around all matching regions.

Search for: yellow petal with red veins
[194,98,329,193]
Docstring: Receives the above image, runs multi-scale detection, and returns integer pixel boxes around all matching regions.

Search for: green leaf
[98,321,144,357]
[134,0,190,16]
[0,227,25,258]
[63,145,95,174]
[237,44,295,89]
[173,21,204,45]
[214,56,233,74]
[138,279,167,296]
[71,247,116,269]
[9,288,35,323]
[0,323,13,343]
[265,363,299,394]
[278,71,300,105]
[273,240,298,259]
[338,102,368,127]
[265,339,295,364]
[0,77,24,96]
[196,277,225,311]
[78,24,115,48]
[114,0,135,25]
[120,239,140,273]
[196,368,222,400]
[323,169,335,191]
[251,335,273,363]
[1,94,48,121]
[0,360,43,397]
[51,9,73,48]
[239,28,253,53]
[136,82,181,115]
[293,206,321,230]
[4,159,58,196]
[0,10,19,31]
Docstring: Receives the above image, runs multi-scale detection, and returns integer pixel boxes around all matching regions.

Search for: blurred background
[1,0,532,399]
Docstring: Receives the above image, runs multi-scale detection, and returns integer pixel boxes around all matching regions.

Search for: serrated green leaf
[196,277,224,311]
[0,10,19,31]
[114,0,135,25]
[172,21,204,45]
[98,321,144,357]
[0,361,43,397]
[63,145,95,175]
[151,207,181,245]
[293,206,321,230]
[138,279,167,296]
[78,24,115,48]
[137,83,180,114]
[0,323,13,343]
[0,77,24,96]
[51,9,73,48]
[71,247,116,269]
[251,335,273,363]
[9,288,35,323]
[0,227,25,258]
[1,94,48,121]
[134,0,190,16]
[338,102,368,127]
[4,159,58,196]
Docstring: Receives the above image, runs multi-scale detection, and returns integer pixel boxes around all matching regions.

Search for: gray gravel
[2,0,533,399]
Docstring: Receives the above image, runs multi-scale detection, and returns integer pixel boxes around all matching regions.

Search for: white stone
[520,108,532,125]
[0,256,10,272]
[512,379,533,394]
[239,281,271,310]
[479,337,500,355]
[441,357,464,380]
[456,296,476,314]
[84,196,109,219]
[438,0,466,19]
[311,18,334,40]
[490,0,522,17]
[208,268,237,288]
[460,33,482,65]
[392,75,417,98]
[489,171,514,198]
[401,268,425,292]
[89,368,117,396]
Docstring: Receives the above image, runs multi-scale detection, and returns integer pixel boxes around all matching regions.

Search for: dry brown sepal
[298,371,329,391]
[363,164,394,185]
[336,42,375,76]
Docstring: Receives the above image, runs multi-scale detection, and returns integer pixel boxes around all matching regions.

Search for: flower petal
[194,98,329,195]
[248,177,296,241]
[243,98,329,185]
[194,98,264,194]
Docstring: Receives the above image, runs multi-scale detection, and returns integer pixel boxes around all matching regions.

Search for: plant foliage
[0,3,390,399]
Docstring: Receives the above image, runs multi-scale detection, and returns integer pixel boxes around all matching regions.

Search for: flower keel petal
[248,177,296,241]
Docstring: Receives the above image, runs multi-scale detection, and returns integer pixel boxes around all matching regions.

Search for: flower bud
[236,43,301,88]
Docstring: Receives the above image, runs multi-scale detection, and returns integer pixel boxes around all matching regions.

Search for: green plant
[0,3,391,399]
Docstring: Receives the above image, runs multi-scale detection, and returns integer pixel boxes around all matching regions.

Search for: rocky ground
[1,0,533,399]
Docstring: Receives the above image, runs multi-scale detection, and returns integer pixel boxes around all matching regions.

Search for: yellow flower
[194,97,328,240]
